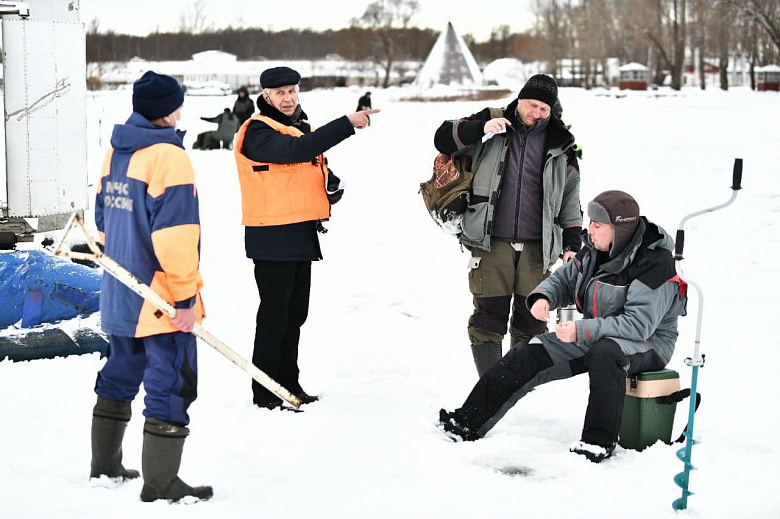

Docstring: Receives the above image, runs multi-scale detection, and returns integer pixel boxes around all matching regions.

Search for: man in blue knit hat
[89,70,212,502]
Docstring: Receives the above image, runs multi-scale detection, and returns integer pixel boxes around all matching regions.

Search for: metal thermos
[557,305,578,323]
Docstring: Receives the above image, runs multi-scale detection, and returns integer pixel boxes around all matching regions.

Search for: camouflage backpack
[419,153,475,235]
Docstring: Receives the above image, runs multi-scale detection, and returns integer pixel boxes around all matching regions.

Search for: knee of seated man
[585,339,627,368]
[501,341,553,382]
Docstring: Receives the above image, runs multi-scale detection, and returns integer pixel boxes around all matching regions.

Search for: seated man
[193,108,239,150]
[438,190,688,462]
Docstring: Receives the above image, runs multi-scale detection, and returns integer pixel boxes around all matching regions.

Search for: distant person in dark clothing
[356,91,372,125]
[233,86,254,127]
[193,108,239,150]
[356,91,372,111]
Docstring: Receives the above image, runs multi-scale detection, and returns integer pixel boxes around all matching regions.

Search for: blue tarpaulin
[0,250,101,328]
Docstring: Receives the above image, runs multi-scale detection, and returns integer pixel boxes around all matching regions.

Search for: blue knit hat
[260,67,301,89]
[132,71,184,120]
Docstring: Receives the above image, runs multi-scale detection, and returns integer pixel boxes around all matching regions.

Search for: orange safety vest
[234,114,331,226]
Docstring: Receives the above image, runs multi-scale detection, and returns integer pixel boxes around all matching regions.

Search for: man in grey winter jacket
[438,190,688,463]
[433,74,582,377]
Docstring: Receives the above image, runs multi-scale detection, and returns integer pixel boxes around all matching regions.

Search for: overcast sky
[79,0,536,42]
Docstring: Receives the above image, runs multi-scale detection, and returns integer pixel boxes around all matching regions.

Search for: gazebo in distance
[755,65,780,91]
[618,62,649,90]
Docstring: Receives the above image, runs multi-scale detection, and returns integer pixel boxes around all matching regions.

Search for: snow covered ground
[1,84,779,518]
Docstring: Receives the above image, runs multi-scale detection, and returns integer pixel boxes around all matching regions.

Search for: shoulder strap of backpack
[488,107,504,119]
[469,106,507,175]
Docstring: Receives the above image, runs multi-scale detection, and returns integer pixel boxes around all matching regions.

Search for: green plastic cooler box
[619,369,680,451]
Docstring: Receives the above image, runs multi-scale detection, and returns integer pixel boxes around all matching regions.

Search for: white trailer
[0,0,87,243]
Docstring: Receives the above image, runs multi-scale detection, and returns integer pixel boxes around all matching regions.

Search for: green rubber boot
[470,341,503,378]
[90,397,140,480]
[139,418,213,503]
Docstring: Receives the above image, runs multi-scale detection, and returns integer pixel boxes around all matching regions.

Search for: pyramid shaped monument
[413,22,483,89]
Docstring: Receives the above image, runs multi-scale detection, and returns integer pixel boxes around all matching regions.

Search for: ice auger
[672,158,743,511]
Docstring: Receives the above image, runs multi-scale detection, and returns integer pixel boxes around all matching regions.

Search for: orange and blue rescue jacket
[95,113,204,338]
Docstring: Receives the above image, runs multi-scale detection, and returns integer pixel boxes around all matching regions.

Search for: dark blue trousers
[95,332,198,426]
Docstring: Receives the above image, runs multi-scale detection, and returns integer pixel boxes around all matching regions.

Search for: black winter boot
[139,418,213,503]
[294,391,319,405]
[470,341,502,378]
[90,397,140,480]
[438,409,480,442]
[457,341,555,438]
[570,440,616,463]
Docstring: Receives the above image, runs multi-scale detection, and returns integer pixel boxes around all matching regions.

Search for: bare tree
[720,0,780,51]
[708,1,736,89]
[179,0,211,35]
[715,0,779,88]
[623,0,687,90]
[489,25,513,58]
[532,0,573,80]
[689,0,710,89]
[351,0,420,88]
[87,17,100,35]
[641,0,688,90]
[571,0,615,88]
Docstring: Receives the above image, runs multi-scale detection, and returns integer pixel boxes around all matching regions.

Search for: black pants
[456,338,662,446]
[251,260,311,405]
[580,339,661,447]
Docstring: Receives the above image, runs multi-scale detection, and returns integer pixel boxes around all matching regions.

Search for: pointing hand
[348,109,380,129]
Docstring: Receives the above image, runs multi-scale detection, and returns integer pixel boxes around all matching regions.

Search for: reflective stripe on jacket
[234,114,330,227]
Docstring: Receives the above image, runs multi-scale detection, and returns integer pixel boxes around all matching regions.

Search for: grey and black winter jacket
[434,99,582,272]
[527,218,688,365]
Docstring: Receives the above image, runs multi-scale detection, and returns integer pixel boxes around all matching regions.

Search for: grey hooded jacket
[433,100,582,273]
[528,218,688,365]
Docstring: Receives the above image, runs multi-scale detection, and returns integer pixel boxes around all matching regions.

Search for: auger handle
[675,158,743,260]
[731,158,742,191]
[675,230,685,259]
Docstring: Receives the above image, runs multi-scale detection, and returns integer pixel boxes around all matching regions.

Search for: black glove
[326,169,344,205]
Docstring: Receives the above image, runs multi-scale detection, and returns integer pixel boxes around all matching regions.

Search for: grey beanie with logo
[587,190,640,257]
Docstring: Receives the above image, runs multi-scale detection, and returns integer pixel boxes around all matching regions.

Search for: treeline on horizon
[86,26,546,65]
[86,0,780,92]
